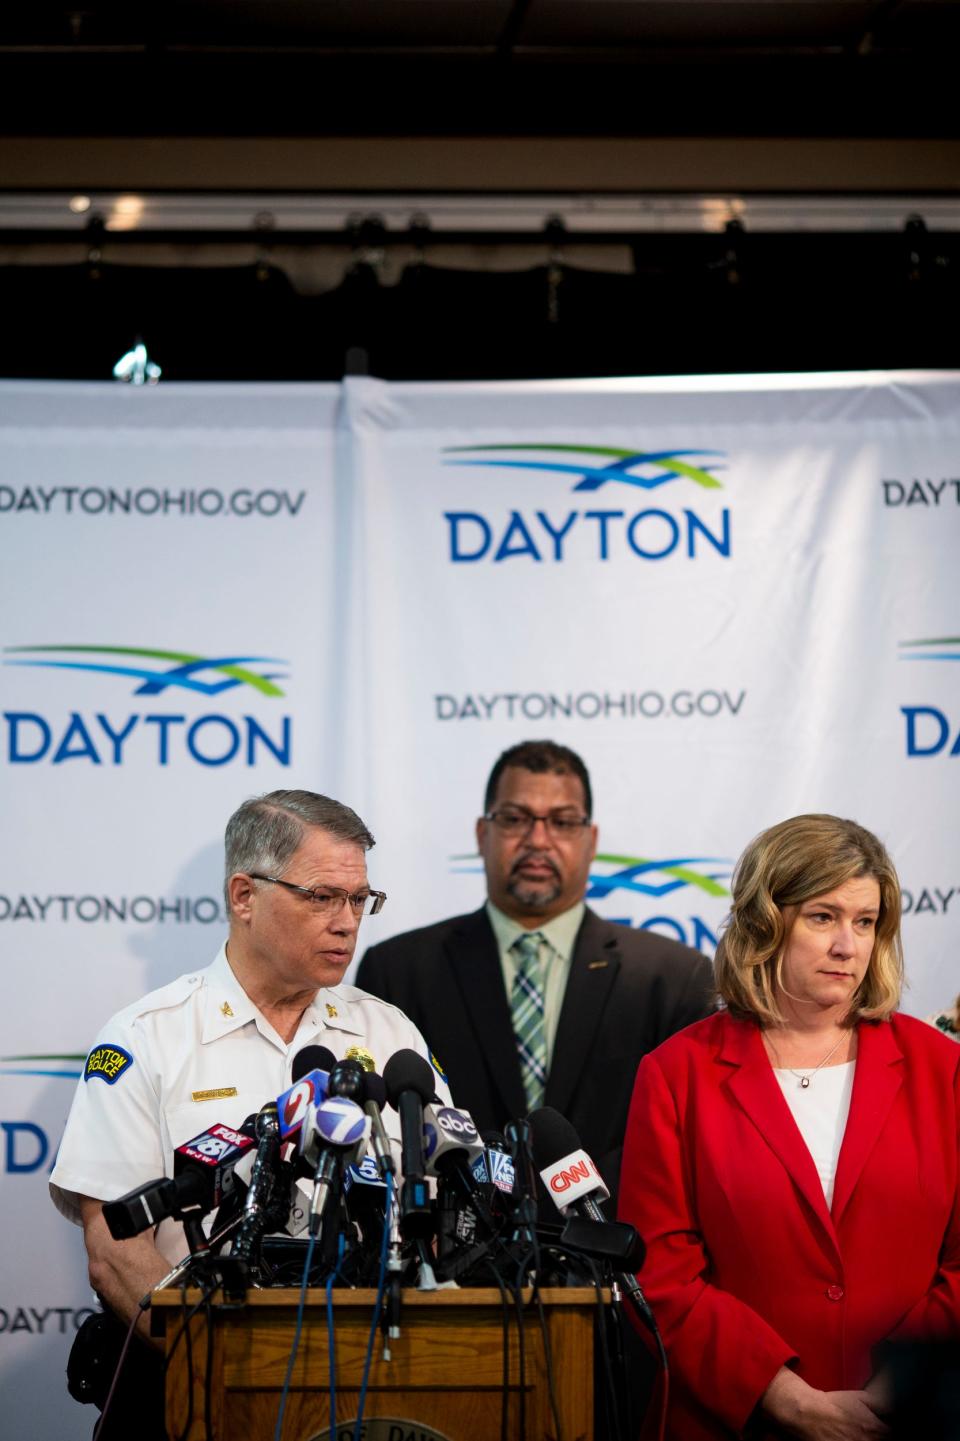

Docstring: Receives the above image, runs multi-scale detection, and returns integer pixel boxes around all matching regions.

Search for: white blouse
[773,1060,856,1208]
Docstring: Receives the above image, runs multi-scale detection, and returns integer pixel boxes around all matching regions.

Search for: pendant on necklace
[799,1076,810,1089]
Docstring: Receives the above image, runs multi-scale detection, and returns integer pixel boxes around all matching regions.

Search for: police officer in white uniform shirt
[51,788,449,1342]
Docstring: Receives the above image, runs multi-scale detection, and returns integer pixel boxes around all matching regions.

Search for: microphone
[528,1108,610,1221]
[423,1104,485,1170]
[173,1119,257,1213]
[423,1104,489,1263]
[471,1131,516,1227]
[102,1175,202,1241]
[299,1095,370,1237]
[293,1044,337,1083]
[361,1071,395,1179]
[103,1118,258,1250]
[504,1117,539,1237]
[383,1050,436,1241]
[341,1046,398,1176]
[528,1107,655,1329]
[231,1100,282,1263]
[327,1056,366,1104]
[277,1045,336,1144]
[343,1152,389,1266]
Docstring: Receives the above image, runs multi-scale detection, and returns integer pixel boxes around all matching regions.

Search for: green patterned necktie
[511,931,547,1113]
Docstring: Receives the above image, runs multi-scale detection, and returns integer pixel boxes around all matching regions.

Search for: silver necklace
[766,1031,849,1088]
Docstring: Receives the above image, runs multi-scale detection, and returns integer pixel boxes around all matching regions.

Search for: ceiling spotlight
[69,195,92,215]
[109,194,145,231]
[113,343,161,385]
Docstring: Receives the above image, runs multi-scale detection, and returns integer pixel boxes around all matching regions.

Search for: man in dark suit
[357,739,714,1204]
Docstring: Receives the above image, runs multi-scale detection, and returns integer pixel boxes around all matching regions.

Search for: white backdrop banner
[338,372,960,1020]
[0,382,341,1438]
[0,372,957,1436]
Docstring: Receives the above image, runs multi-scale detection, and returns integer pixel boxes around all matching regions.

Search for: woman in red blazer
[619,814,960,1441]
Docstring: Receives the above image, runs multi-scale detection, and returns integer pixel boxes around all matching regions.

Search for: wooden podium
[153,1286,596,1440]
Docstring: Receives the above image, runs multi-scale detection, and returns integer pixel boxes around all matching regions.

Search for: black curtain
[0,233,956,381]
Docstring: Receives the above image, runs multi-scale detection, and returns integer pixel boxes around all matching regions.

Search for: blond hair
[715,814,903,1027]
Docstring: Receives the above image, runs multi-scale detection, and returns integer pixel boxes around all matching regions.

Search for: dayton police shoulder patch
[429,1052,448,1085]
[84,1044,134,1085]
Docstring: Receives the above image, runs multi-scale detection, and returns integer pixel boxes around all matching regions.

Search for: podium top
[150,1285,607,1309]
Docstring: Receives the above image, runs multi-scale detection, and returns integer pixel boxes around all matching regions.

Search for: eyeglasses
[250,874,387,916]
[482,807,591,839]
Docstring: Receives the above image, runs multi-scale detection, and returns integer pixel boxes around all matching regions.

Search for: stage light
[109,194,145,231]
[112,343,161,385]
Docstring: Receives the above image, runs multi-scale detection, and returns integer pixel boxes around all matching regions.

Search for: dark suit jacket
[356,905,715,1206]
[618,1011,960,1441]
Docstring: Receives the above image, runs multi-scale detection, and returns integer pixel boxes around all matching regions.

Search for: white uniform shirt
[50,944,451,1263]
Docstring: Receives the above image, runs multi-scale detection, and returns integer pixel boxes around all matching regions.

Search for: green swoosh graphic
[444,444,723,490]
[1,1052,87,1061]
[900,637,960,646]
[4,645,284,697]
[594,853,730,897]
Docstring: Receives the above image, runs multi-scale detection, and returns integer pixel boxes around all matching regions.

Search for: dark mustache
[510,851,560,881]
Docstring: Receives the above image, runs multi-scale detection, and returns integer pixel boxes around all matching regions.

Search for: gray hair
[224,789,375,911]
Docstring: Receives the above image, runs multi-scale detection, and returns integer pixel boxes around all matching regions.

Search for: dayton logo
[1,643,292,768]
[587,852,732,951]
[3,644,288,696]
[444,444,725,493]
[441,442,731,564]
[899,636,960,758]
[586,853,732,902]
[450,850,731,953]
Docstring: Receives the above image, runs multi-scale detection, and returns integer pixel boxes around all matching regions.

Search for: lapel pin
[588,960,609,970]
[220,1001,234,1018]
[326,1003,338,1018]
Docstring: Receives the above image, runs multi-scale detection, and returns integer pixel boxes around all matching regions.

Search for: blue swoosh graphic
[445,453,724,493]
[0,1068,83,1079]
[899,654,960,662]
[4,656,288,696]
[451,857,730,899]
[587,857,731,899]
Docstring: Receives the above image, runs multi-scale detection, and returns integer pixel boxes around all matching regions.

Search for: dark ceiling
[1,0,958,139]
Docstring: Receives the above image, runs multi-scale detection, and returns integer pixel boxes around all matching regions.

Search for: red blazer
[618,1010,960,1441]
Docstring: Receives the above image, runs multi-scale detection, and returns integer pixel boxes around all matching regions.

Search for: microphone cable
[473,1249,512,1441]
[590,1261,625,1441]
[175,1284,195,1441]
[561,1243,623,1441]
[167,1276,222,1441]
[354,1170,394,1437]
[325,1232,348,1438]
[528,1274,564,1441]
[535,1233,624,1439]
[201,1286,215,1441]
[90,1305,141,1441]
[91,1207,243,1441]
[273,1230,318,1441]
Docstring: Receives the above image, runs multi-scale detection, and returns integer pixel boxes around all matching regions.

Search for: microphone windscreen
[481,1130,507,1150]
[527,1106,580,1168]
[254,1099,279,1140]
[292,1044,336,1083]
[363,1071,387,1109]
[383,1049,436,1107]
